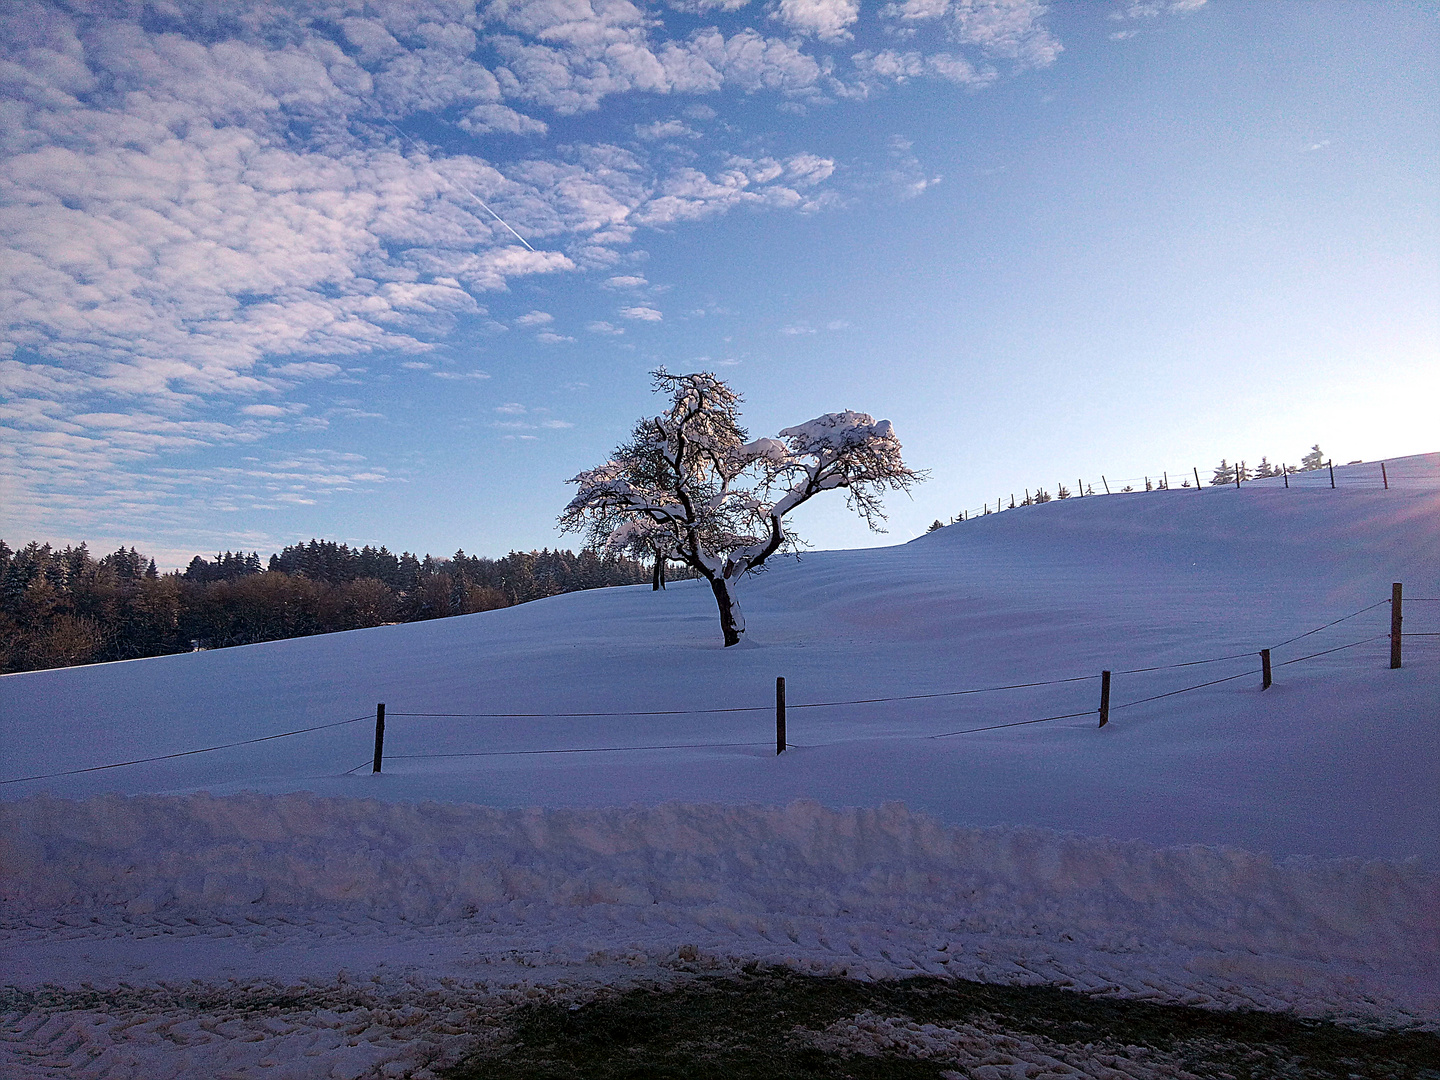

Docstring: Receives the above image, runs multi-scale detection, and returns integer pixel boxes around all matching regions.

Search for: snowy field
[3,455,1438,1077]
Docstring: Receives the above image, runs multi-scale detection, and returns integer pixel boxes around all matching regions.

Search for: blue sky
[2,0,1437,566]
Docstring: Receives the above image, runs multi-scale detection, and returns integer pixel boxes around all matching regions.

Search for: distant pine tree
[1301,444,1325,471]
[1033,488,1052,503]
[1235,460,1251,483]
[1253,457,1274,479]
[928,519,945,532]
[1056,484,1071,499]
[1210,459,1236,485]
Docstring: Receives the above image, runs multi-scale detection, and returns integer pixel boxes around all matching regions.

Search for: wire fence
[4,587,1433,787]
[935,455,1440,527]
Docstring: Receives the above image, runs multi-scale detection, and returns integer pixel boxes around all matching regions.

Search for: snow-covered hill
[2,455,1438,1075]
[4,454,1437,859]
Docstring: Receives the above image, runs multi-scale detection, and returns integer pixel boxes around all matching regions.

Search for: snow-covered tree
[560,370,924,647]
[1056,484,1071,499]
[1210,459,1235,485]
[1253,457,1275,479]
[1235,460,1251,483]
[1301,444,1325,471]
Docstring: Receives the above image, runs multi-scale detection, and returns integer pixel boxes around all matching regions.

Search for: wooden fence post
[1391,583,1403,669]
[372,703,386,773]
[1260,649,1272,690]
[1382,461,1389,490]
[776,677,787,754]
[1098,671,1111,728]
[1283,466,1289,488]
[1102,476,1111,494]
[1329,460,1336,488]
[1193,466,1202,490]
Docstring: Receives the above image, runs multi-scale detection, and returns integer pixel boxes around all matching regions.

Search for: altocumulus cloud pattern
[0,0,1082,541]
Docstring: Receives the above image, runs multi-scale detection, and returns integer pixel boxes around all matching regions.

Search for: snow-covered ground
[2,455,1438,1077]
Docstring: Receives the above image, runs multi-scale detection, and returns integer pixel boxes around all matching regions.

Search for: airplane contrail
[384,120,537,252]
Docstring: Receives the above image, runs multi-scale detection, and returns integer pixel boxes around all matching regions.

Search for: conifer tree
[1301,444,1325,471]
[1210,459,1236,485]
[1253,457,1274,479]
[1235,460,1251,483]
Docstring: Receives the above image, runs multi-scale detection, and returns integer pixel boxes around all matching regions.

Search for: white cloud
[270,362,343,379]
[1109,0,1207,38]
[536,330,576,343]
[515,310,555,326]
[587,320,625,334]
[459,103,549,136]
[873,0,1060,72]
[240,404,290,417]
[431,369,491,379]
[1113,0,1207,17]
[495,403,527,414]
[781,323,816,334]
[620,306,664,321]
[688,29,824,94]
[669,0,754,11]
[605,275,650,288]
[635,119,698,140]
[772,0,861,41]
[635,153,838,225]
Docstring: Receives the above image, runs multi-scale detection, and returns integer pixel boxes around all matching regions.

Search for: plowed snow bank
[4,794,1436,1027]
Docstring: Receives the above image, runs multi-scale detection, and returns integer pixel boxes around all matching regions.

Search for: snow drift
[4,793,1437,1026]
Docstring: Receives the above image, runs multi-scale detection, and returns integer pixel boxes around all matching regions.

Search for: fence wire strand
[0,715,372,786]
[929,710,1097,739]
[1269,599,1390,649]
[388,740,768,760]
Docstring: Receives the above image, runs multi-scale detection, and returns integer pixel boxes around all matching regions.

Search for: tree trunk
[652,555,663,591]
[707,576,744,647]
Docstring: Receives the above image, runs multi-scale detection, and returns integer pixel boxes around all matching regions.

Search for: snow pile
[4,794,1437,1026]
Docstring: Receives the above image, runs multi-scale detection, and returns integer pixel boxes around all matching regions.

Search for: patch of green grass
[444,970,1440,1080]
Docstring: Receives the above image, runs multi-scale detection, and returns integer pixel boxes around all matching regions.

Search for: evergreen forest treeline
[0,539,668,674]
